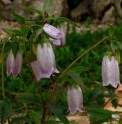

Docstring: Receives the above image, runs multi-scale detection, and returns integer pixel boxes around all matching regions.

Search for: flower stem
[1,40,6,100]
[60,36,109,77]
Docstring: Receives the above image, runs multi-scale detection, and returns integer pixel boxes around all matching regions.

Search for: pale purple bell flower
[43,24,66,47]
[37,43,59,78]
[31,61,42,81]
[6,49,15,76]
[67,86,83,115]
[102,56,120,88]
[12,52,23,77]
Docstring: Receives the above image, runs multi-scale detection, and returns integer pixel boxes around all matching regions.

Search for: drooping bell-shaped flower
[12,51,23,77]
[37,43,59,78]
[43,24,66,47]
[6,49,15,76]
[31,61,42,81]
[102,56,120,88]
[67,86,83,115]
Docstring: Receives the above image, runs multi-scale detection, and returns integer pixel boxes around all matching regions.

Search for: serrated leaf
[117,41,122,50]
[13,13,27,24]
[48,104,70,124]
[24,7,42,15]
[70,73,85,87]
[20,26,30,36]
[1,28,13,35]
[43,0,54,15]
[1,99,11,124]
[11,116,30,124]
[15,93,41,104]
[11,37,19,57]
[66,66,89,74]
[48,17,80,28]
[111,98,118,109]
[12,29,23,36]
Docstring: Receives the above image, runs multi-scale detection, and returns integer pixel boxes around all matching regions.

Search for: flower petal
[6,49,15,76]
[43,24,64,39]
[12,52,22,77]
[37,43,58,78]
[102,56,120,88]
[31,61,41,81]
[67,86,83,115]
[49,33,66,48]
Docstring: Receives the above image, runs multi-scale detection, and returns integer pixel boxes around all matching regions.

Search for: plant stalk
[1,40,6,100]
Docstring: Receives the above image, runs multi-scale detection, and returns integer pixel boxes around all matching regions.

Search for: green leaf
[119,118,122,124]
[11,37,19,57]
[43,0,54,15]
[111,98,118,109]
[48,17,80,28]
[66,66,89,74]
[24,7,42,15]
[20,26,30,35]
[69,73,84,86]
[12,29,23,36]
[48,104,70,124]
[109,25,115,36]
[27,111,41,123]
[0,101,4,107]
[13,13,27,24]
[1,99,11,124]
[11,116,30,124]
[15,93,41,104]
[87,108,112,124]
[1,28,13,35]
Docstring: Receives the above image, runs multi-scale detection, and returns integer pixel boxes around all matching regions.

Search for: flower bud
[102,56,120,88]
[37,43,59,78]
[43,24,66,47]
[67,86,83,115]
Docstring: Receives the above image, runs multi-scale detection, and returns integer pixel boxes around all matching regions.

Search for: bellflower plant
[67,85,83,115]
[43,24,66,47]
[2,0,122,123]
[36,42,59,78]
[102,55,120,88]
